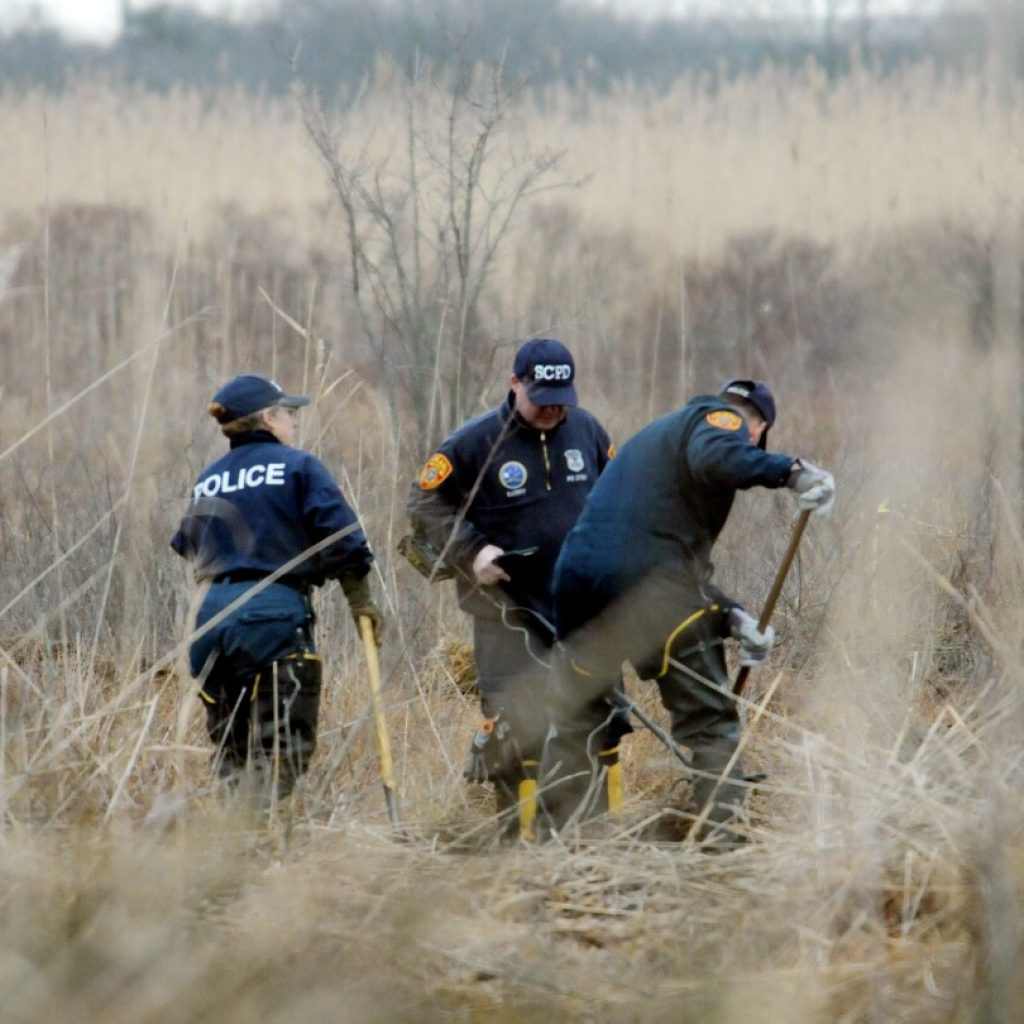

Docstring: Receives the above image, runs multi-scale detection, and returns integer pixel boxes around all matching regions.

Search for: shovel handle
[359,616,402,826]
[733,509,811,697]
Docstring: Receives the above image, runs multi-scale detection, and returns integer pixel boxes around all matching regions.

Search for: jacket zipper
[541,432,552,490]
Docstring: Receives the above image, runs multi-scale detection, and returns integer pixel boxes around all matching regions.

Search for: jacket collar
[229,429,281,449]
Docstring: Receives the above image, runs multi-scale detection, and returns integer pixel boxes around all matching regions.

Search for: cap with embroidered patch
[720,379,776,450]
[513,338,578,407]
[209,374,310,424]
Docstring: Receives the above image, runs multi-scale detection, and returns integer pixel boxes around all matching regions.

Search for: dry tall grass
[1,63,1023,1022]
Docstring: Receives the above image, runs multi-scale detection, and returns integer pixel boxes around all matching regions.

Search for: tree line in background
[0,0,1012,96]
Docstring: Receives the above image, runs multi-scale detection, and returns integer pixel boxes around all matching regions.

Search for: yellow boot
[517,760,539,842]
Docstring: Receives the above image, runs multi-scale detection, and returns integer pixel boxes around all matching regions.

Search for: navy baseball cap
[513,338,578,407]
[209,374,311,423]
[720,379,776,449]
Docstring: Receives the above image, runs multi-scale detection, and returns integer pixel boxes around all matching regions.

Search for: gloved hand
[339,573,385,646]
[472,544,510,586]
[787,458,835,516]
[728,607,775,667]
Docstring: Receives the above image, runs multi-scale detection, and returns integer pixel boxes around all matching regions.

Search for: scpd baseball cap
[209,374,311,423]
[513,338,578,407]
[720,378,777,449]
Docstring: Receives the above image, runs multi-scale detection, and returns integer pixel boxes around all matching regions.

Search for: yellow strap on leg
[658,605,719,678]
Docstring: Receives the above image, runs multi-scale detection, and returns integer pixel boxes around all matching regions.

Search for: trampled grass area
[0,64,1022,1021]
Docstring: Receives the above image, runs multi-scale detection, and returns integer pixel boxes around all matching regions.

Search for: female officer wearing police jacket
[172,373,382,798]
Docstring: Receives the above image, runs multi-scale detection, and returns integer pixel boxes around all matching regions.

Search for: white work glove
[472,544,509,586]
[728,608,775,668]
[787,458,835,516]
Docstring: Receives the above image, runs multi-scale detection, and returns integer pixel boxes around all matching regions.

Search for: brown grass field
[1,63,1023,1022]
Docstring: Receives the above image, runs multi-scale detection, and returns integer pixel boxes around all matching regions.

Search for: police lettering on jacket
[191,462,286,500]
[171,430,372,585]
[407,394,612,619]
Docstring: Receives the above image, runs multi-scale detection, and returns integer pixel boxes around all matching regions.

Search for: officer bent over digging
[540,380,835,845]
[171,374,383,800]
[406,339,615,840]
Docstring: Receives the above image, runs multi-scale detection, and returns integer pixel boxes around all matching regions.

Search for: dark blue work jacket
[171,430,373,587]
[407,394,612,625]
[553,395,793,636]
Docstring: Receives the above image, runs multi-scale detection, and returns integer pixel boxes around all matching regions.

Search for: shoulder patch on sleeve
[419,453,453,490]
[706,410,743,431]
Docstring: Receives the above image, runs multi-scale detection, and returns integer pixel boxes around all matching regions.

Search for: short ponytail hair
[210,403,268,437]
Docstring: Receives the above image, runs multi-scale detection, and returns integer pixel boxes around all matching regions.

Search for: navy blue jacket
[171,430,373,586]
[407,394,612,623]
[553,395,793,636]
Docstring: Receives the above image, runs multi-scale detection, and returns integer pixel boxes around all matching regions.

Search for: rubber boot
[538,721,601,834]
[688,741,748,847]
[253,654,323,799]
[494,779,521,843]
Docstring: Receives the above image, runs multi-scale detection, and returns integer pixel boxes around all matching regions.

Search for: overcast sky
[4,0,254,39]
[0,0,956,42]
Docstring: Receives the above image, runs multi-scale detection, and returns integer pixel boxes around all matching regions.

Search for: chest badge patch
[706,410,743,431]
[498,461,528,491]
[419,453,453,490]
[564,449,585,473]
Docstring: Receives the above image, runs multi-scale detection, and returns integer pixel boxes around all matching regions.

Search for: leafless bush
[298,55,576,447]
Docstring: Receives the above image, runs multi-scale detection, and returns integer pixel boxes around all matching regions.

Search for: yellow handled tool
[359,616,401,826]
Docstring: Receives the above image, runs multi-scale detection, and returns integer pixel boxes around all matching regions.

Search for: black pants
[201,650,323,798]
[541,570,743,832]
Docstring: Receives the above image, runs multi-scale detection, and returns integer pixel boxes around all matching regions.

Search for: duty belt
[210,570,310,594]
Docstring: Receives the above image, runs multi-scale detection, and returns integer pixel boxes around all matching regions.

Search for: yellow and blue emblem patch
[706,410,743,431]
[419,453,453,490]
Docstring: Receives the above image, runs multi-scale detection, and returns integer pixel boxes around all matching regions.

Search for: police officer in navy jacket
[407,339,613,836]
[172,373,382,797]
[540,379,835,842]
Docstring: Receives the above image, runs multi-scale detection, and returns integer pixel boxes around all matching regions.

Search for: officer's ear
[745,414,767,447]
